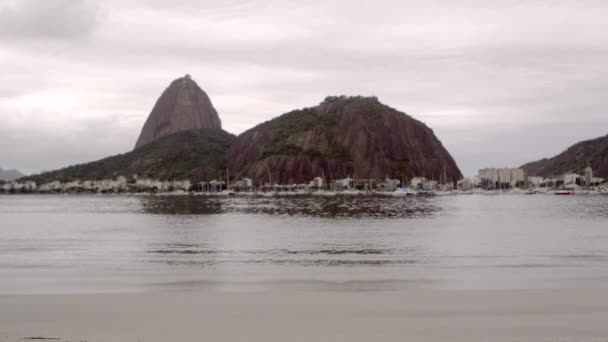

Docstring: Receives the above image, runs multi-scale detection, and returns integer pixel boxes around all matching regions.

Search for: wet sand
[2,288,608,342]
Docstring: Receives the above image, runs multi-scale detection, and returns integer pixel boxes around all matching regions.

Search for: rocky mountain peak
[134,75,222,149]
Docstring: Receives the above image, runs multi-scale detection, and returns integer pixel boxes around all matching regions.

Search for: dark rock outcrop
[134,75,221,149]
[522,134,608,177]
[227,96,462,184]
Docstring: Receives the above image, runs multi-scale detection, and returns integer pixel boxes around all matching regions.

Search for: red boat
[555,190,573,195]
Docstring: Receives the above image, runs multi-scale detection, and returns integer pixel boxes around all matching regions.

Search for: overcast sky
[1,0,607,176]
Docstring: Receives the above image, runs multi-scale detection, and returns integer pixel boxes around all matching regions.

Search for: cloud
[0,0,101,40]
[1,0,608,176]
[0,107,140,175]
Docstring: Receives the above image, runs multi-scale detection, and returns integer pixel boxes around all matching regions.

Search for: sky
[1,0,607,177]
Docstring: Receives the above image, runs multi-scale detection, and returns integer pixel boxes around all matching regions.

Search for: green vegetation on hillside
[245,97,389,165]
[522,134,608,177]
[258,143,352,163]
[22,129,235,184]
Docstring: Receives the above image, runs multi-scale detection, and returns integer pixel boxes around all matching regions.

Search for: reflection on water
[139,195,441,218]
[2,194,608,294]
[140,196,224,215]
[146,243,419,268]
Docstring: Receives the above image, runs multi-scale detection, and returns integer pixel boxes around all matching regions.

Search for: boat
[314,191,337,197]
[555,190,573,195]
[393,187,416,196]
[524,190,537,195]
[416,189,435,196]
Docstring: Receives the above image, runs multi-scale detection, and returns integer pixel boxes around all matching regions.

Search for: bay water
[1,194,607,294]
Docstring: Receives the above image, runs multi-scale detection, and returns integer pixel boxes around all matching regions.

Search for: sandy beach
[2,288,608,342]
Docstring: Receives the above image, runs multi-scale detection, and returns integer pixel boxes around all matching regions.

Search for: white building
[232,178,253,190]
[457,178,474,191]
[39,181,62,192]
[510,169,525,185]
[173,180,191,191]
[381,178,400,191]
[334,177,354,190]
[424,180,439,191]
[528,176,544,187]
[411,177,427,189]
[0,181,35,192]
[563,173,581,185]
[584,167,593,187]
[478,168,525,187]
[205,179,225,192]
[478,168,499,182]
[308,177,324,189]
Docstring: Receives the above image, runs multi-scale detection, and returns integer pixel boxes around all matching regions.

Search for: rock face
[522,134,608,178]
[134,75,221,149]
[23,129,236,184]
[227,96,462,184]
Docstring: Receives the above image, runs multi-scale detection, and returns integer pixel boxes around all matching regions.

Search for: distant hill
[21,129,235,184]
[522,134,608,177]
[227,96,462,184]
[0,168,25,181]
[135,75,221,149]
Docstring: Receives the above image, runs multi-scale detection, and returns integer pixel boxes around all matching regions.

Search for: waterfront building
[333,177,354,190]
[528,176,544,187]
[478,168,525,188]
[381,178,400,192]
[411,177,427,189]
[478,168,499,182]
[39,181,62,192]
[308,177,324,189]
[511,169,525,185]
[203,179,225,192]
[498,169,511,184]
[457,178,474,191]
[424,180,438,191]
[173,180,191,191]
[563,173,581,185]
[64,181,81,191]
[0,181,37,192]
[135,178,165,191]
[584,167,593,187]
[231,178,253,191]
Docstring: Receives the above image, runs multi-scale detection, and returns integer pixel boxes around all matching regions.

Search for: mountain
[22,75,232,185]
[522,134,608,178]
[227,96,462,184]
[0,168,25,181]
[19,77,462,186]
[22,129,235,184]
[134,75,221,149]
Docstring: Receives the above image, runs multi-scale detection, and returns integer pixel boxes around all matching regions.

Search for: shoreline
[2,287,608,342]
[2,189,608,197]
